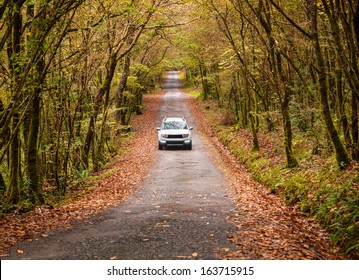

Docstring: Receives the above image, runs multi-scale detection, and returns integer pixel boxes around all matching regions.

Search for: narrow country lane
[3,72,238,259]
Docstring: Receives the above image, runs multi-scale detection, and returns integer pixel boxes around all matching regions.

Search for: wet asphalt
[3,72,238,260]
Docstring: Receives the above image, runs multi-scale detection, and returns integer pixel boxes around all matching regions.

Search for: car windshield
[162,121,188,130]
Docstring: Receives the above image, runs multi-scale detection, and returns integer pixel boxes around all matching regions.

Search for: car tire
[187,142,192,150]
[158,142,163,150]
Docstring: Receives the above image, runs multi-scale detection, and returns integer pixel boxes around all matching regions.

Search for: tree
[308,0,350,168]
[5,0,24,205]
[82,0,160,168]
[1,0,85,204]
[319,0,359,160]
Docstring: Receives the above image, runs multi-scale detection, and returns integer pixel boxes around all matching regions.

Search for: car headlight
[161,134,168,138]
[182,134,189,138]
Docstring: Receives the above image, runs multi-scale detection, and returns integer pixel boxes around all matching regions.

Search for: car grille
[168,134,183,139]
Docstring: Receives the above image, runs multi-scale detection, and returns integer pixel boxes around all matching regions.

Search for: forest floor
[0,88,349,259]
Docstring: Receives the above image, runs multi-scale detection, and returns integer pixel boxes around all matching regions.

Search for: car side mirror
[156,127,161,131]
[189,127,193,130]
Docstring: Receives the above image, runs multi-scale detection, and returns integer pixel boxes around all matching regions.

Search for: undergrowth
[199,99,359,259]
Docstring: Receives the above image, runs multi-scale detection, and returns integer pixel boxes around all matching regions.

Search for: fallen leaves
[176,252,199,259]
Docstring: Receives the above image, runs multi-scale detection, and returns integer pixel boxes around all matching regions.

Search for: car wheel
[187,142,192,150]
[158,142,163,150]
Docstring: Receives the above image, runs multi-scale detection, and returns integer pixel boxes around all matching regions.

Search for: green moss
[190,91,201,98]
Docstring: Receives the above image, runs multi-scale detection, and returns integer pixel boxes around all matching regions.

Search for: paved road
[4,72,237,259]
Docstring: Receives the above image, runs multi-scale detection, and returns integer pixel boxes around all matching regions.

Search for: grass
[196,97,359,259]
[190,91,201,98]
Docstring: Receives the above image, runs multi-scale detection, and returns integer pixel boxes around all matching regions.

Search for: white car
[157,117,193,150]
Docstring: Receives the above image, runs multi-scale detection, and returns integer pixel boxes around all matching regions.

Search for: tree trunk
[0,98,6,149]
[116,55,131,125]
[354,2,359,49]
[230,72,242,125]
[96,67,113,171]
[274,50,298,168]
[7,113,20,204]
[26,2,44,204]
[83,55,117,168]
[6,0,23,205]
[230,80,240,125]
[310,4,350,169]
[336,67,351,148]
[254,1,298,167]
[352,92,359,160]
[249,95,260,151]
[281,89,298,168]
[0,172,6,193]
[244,71,259,151]
[199,61,210,101]
[27,87,43,203]
[82,95,101,169]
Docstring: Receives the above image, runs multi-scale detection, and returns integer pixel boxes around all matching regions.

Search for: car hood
[159,129,190,134]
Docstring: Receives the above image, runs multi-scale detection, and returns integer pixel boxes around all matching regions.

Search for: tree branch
[269,0,312,39]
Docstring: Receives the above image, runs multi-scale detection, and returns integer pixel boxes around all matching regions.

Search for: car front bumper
[159,139,191,145]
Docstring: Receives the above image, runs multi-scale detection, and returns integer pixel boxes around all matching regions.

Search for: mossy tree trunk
[335,67,351,148]
[0,98,7,150]
[229,73,241,125]
[255,0,298,168]
[351,0,359,161]
[25,1,45,204]
[352,92,359,160]
[319,0,359,161]
[116,55,131,125]
[6,0,23,205]
[249,107,260,151]
[310,3,350,169]
[83,55,117,169]
[199,61,210,101]
[281,88,298,168]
